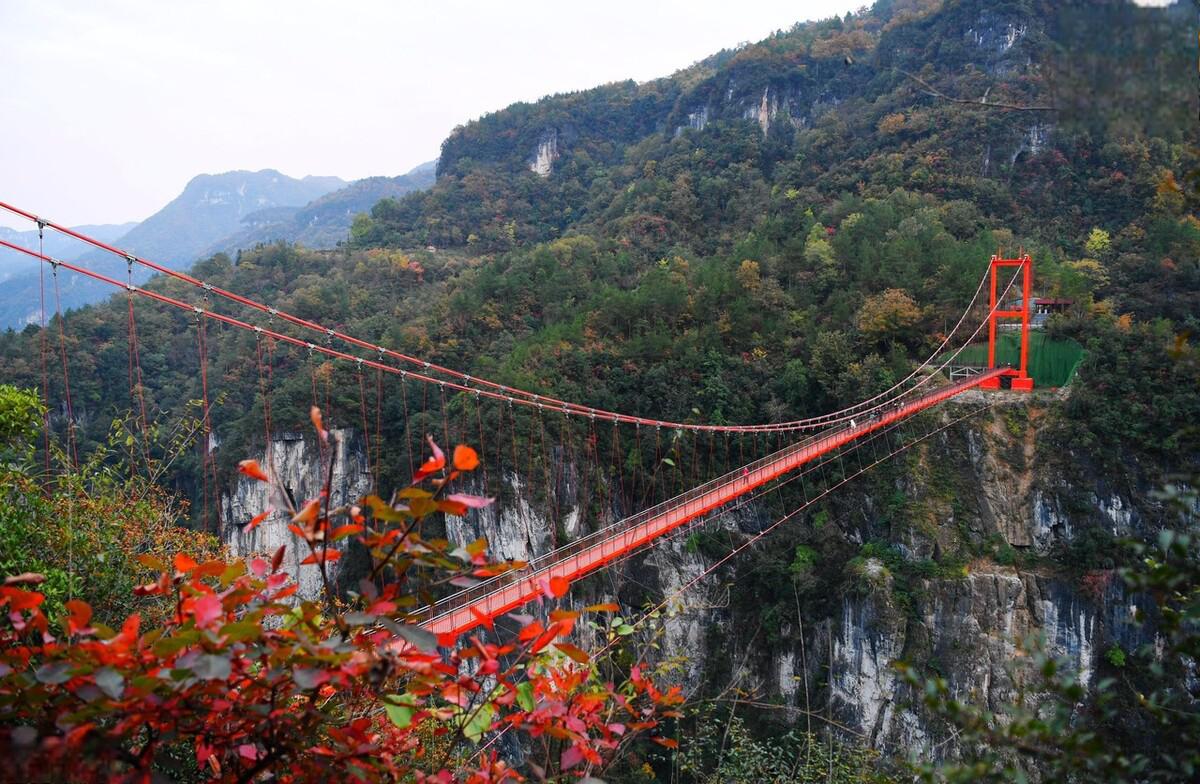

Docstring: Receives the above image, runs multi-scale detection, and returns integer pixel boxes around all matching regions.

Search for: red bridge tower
[980,254,1034,392]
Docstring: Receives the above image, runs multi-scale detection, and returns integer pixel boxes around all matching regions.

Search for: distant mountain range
[0,222,138,283]
[0,162,435,329]
[206,162,436,256]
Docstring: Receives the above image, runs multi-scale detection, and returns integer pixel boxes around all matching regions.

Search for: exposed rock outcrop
[221,428,371,598]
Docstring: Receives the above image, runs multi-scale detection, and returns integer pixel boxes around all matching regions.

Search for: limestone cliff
[216,396,1165,764]
[221,428,371,598]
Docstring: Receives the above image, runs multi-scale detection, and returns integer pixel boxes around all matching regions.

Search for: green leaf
[382,693,419,728]
[463,702,495,742]
[219,620,261,643]
[385,704,414,728]
[516,681,535,712]
[152,629,201,656]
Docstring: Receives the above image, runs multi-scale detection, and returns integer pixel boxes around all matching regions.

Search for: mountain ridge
[0,165,436,328]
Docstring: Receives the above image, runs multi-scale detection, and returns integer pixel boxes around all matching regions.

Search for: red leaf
[517,620,544,642]
[469,606,495,633]
[299,549,341,566]
[237,459,269,482]
[452,445,479,471]
[530,624,559,654]
[273,584,299,600]
[134,581,164,596]
[549,575,570,598]
[437,499,469,517]
[244,507,273,531]
[585,602,620,613]
[188,594,223,629]
[330,524,363,541]
[412,435,446,481]
[174,553,198,574]
[271,545,286,573]
[446,493,494,510]
[1,587,44,611]
[653,736,679,749]
[310,406,328,443]
[66,599,92,635]
[292,499,320,526]
[554,642,590,664]
[561,744,584,771]
[117,614,140,646]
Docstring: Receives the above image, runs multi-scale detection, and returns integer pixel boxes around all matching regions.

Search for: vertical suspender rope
[126,258,151,469]
[197,310,212,531]
[690,429,699,494]
[42,223,75,601]
[582,416,598,530]
[400,373,413,479]
[374,365,384,484]
[507,398,521,499]
[356,360,372,486]
[524,404,536,512]
[536,403,556,549]
[438,383,451,453]
[612,422,626,516]
[557,408,572,531]
[420,379,429,447]
[633,424,643,509]
[50,256,78,468]
[254,331,275,479]
[651,426,662,506]
[265,334,277,476]
[474,391,490,492]
[307,345,327,479]
[37,222,50,476]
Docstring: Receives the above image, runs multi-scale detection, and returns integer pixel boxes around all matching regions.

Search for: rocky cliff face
[447,395,1161,761]
[216,396,1161,762]
[221,428,371,598]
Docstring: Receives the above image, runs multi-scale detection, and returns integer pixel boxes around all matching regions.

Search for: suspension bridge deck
[421,367,1006,636]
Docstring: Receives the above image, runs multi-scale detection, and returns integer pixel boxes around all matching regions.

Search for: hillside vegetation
[0,1,1197,779]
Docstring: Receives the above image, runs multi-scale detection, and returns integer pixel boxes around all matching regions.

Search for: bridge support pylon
[979,253,1034,392]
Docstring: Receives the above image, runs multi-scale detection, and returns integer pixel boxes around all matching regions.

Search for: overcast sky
[0,0,867,230]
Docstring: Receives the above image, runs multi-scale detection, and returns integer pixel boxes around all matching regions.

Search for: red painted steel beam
[421,368,1007,637]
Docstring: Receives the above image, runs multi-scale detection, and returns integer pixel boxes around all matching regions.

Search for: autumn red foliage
[0,412,680,782]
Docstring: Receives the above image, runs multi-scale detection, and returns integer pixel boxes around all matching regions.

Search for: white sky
[0,0,862,230]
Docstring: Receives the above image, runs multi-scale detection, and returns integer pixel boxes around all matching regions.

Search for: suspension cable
[1,203,1007,433]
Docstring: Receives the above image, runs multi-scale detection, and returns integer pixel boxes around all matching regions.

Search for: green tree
[1085,227,1112,257]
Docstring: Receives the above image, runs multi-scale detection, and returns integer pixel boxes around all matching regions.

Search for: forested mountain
[0,0,1197,777]
[205,160,436,256]
[355,0,1196,320]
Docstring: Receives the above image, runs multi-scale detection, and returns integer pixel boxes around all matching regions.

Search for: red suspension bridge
[0,200,1036,638]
